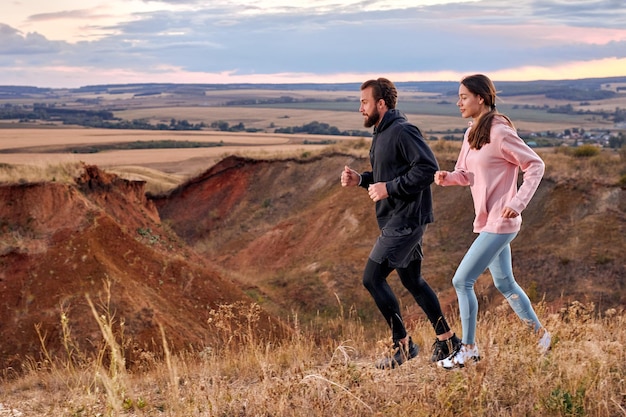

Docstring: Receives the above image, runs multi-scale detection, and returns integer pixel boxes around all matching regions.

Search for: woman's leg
[396,258,452,336]
[452,232,516,345]
[362,258,406,342]
[489,244,543,331]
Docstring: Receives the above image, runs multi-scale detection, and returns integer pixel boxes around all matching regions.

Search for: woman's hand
[434,171,448,185]
[501,207,519,218]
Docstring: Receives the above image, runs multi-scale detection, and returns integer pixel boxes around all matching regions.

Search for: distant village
[526,126,625,149]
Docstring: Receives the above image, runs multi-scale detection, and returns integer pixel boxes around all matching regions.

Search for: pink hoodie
[439,116,545,234]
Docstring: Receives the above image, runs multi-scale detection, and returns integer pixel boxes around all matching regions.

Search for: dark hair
[461,74,514,150]
[360,78,397,109]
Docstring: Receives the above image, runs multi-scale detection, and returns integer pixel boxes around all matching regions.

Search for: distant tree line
[224,96,354,106]
[0,103,116,124]
[67,140,223,154]
[0,103,205,130]
[210,120,263,132]
[209,120,369,137]
[543,88,615,101]
[274,121,371,137]
[546,105,626,123]
[225,96,300,106]
[491,83,620,99]
[511,103,625,123]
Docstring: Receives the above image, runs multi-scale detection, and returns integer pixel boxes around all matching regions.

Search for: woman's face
[457,83,485,119]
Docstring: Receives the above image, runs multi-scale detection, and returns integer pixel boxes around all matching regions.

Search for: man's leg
[363,258,420,369]
[396,258,451,336]
[362,258,406,342]
[396,259,462,362]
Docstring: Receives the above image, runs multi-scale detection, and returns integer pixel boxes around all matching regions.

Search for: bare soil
[0,165,287,371]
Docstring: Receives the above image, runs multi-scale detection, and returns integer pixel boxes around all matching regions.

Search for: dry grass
[0,294,624,417]
[0,161,84,185]
[541,148,626,185]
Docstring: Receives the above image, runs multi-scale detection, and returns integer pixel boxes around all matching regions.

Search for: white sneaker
[437,344,480,369]
[538,331,552,354]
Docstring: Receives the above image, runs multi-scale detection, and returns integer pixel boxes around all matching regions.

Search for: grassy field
[0,297,623,416]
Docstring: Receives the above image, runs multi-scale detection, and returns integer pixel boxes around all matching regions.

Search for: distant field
[0,127,292,150]
[115,107,370,133]
[0,84,624,185]
[0,144,332,178]
[0,127,346,178]
[114,99,619,136]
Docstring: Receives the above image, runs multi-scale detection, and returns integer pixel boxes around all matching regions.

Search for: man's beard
[363,107,380,128]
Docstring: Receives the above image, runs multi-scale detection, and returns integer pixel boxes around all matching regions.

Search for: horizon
[3,74,626,91]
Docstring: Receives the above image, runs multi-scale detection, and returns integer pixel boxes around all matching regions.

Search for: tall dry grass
[0,161,84,185]
[1,291,624,417]
[544,147,626,185]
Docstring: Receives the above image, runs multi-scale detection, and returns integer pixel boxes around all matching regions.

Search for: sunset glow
[1,0,624,87]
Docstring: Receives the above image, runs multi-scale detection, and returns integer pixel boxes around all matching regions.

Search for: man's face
[359,87,381,128]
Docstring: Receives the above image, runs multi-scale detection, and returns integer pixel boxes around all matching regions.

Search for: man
[341,78,460,369]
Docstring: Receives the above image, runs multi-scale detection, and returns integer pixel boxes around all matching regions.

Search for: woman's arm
[498,124,545,214]
[435,134,472,187]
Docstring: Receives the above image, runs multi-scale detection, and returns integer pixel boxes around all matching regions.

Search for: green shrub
[572,144,600,157]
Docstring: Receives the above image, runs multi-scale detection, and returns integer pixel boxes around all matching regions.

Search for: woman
[434,74,551,369]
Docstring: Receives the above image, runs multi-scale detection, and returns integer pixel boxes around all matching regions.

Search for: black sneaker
[376,337,419,369]
[430,333,462,362]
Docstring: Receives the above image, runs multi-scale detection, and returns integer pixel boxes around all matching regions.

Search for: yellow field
[116,107,365,132]
[0,127,346,180]
[0,127,292,149]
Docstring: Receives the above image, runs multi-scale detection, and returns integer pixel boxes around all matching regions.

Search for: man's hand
[368,182,388,202]
[341,165,360,187]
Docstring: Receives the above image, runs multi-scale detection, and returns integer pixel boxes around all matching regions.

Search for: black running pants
[362,257,451,342]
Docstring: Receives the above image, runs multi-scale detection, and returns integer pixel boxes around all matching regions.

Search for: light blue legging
[453,231,542,345]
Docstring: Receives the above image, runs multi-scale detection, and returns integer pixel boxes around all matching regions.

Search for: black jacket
[359,109,438,229]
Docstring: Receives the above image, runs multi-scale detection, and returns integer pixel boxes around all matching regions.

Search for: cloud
[530,0,626,29]
[0,0,625,87]
[0,24,65,55]
[27,9,109,22]
[115,4,623,75]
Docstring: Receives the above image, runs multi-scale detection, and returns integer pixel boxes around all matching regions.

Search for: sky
[1,0,626,88]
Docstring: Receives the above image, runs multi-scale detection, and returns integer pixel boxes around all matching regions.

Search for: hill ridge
[0,164,285,370]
